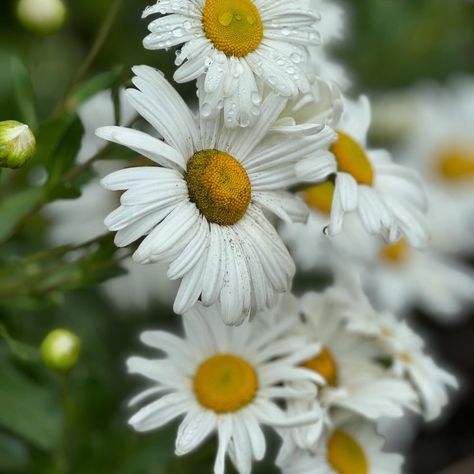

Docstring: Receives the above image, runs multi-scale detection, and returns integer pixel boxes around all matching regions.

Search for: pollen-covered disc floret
[127,303,323,474]
[142,0,321,127]
[186,149,251,225]
[98,66,336,326]
[193,354,257,412]
[202,0,263,57]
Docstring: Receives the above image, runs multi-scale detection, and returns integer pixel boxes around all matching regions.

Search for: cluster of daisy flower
[44,0,472,472]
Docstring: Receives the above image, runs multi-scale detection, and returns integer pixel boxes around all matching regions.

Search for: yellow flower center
[327,430,368,474]
[304,181,335,215]
[185,149,251,226]
[202,0,264,57]
[399,352,413,364]
[302,347,338,387]
[437,147,474,182]
[331,131,374,186]
[379,238,411,265]
[193,354,258,413]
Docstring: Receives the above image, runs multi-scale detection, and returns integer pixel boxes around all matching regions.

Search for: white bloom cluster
[47,0,468,472]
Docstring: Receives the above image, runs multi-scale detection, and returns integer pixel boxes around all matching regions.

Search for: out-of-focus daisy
[44,89,178,310]
[142,0,321,127]
[309,0,351,90]
[335,280,459,422]
[363,237,474,322]
[396,77,474,255]
[277,417,404,474]
[298,95,429,246]
[127,303,323,474]
[282,290,418,449]
[98,65,336,325]
[374,313,458,422]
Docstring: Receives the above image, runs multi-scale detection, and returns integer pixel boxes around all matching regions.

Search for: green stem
[54,0,124,116]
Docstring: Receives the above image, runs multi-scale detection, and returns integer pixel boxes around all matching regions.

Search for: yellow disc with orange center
[304,180,335,215]
[331,131,374,186]
[202,0,264,57]
[185,149,251,226]
[301,346,338,387]
[193,354,258,413]
[327,430,368,474]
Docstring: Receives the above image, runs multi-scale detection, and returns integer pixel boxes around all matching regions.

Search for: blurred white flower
[282,290,418,450]
[395,77,474,255]
[127,303,322,474]
[375,313,459,422]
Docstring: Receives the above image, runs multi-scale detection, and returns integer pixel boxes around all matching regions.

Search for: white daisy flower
[127,303,324,474]
[374,313,459,422]
[298,94,429,247]
[44,89,179,310]
[297,292,419,421]
[280,290,418,450]
[277,417,404,474]
[332,277,459,422]
[142,0,322,127]
[97,65,336,325]
[362,236,474,323]
[395,77,474,254]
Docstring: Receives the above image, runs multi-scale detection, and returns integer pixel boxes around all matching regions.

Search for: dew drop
[323,226,330,236]
[218,11,233,26]
[201,103,212,117]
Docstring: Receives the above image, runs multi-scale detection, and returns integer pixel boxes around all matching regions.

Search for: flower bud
[0,121,36,169]
[16,0,66,35]
[41,329,81,372]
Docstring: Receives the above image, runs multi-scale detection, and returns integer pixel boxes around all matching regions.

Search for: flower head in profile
[127,303,323,474]
[277,417,404,474]
[375,313,458,421]
[97,66,336,325]
[299,95,429,247]
[142,0,321,127]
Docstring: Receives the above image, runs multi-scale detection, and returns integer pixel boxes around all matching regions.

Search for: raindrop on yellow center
[202,0,264,57]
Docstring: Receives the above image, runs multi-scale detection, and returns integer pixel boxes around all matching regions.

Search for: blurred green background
[0,0,473,473]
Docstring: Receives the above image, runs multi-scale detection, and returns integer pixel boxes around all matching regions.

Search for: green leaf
[45,115,85,195]
[0,355,61,450]
[0,431,30,471]
[0,187,43,242]
[10,57,38,131]
[69,66,125,109]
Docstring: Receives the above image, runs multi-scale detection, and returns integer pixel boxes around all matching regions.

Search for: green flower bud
[41,329,81,372]
[0,121,36,169]
[16,0,66,35]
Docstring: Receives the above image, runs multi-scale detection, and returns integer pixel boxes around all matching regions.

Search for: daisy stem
[53,0,124,116]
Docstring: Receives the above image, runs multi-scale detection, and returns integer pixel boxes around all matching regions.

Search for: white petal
[96,126,186,170]
[175,408,217,455]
